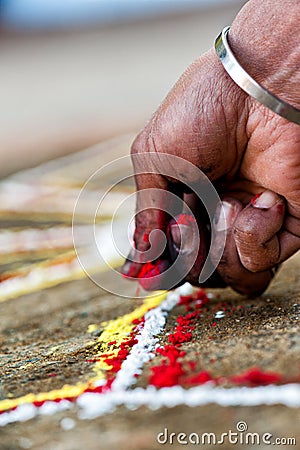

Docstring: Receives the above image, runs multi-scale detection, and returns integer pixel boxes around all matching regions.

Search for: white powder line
[0,282,193,427]
[1,282,299,427]
[111,283,194,392]
[77,383,300,419]
[1,383,299,427]
[0,400,72,427]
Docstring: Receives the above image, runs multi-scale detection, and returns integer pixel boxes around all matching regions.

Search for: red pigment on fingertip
[137,259,167,290]
[122,269,136,280]
[123,259,166,290]
[276,203,284,214]
[138,261,161,278]
[175,214,196,226]
[250,193,262,205]
[143,233,149,243]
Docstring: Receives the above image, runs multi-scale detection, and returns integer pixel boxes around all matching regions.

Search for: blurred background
[0,0,247,177]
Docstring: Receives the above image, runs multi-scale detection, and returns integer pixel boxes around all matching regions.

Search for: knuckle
[131,130,148,156]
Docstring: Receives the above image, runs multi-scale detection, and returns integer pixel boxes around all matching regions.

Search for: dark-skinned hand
[122,0,300,296]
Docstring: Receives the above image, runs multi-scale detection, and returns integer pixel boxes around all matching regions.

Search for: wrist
[229,0,300,110]
[215,26,300,125]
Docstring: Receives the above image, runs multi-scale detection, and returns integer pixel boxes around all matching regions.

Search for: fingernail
[121,248,139,277]
[214,201,235,232]
[121,259,135,277]
[252,191,277,209]
[169,223,195,254]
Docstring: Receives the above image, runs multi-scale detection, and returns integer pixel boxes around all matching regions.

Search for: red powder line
[231,368,282,386]
[148,289,288,390]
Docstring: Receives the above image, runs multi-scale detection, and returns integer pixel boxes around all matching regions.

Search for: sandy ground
[0,253,299,450]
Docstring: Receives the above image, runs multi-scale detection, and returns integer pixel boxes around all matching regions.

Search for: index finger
[122,147,227,290]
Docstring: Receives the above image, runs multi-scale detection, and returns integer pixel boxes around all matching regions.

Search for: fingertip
[233,192,285,273]
[213,198,242,233]
[251,190,282,210]
[232,271,273,297]
[167,214,198,256]
[137,259,171,291]
[121,242,147,278]
[167,213,209,287]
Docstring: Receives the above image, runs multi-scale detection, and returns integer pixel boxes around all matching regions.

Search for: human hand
[121,0,300,296]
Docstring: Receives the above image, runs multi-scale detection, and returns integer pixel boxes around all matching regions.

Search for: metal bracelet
[215,26,300,125]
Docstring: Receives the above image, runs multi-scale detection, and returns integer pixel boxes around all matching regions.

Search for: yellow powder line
[90,291,167,378]
[0,255,123,304]
[0,291,167,413]
[0,384,89,413]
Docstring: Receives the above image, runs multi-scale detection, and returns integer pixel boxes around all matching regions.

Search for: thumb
[233,191,285,272]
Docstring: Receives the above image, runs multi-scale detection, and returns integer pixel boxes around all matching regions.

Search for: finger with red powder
[130,212,209,292]
[121,135,183,280]
[136,258,172,291]
[136,212,207,292]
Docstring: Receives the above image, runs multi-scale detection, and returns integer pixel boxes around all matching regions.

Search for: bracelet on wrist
[215,26,300,125]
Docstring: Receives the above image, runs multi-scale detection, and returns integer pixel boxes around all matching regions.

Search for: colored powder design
[0,291,167,414]
[148,289,285,389]
[0,284,295,424]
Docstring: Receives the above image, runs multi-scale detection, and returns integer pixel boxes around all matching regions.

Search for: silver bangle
[215,26,300,125]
